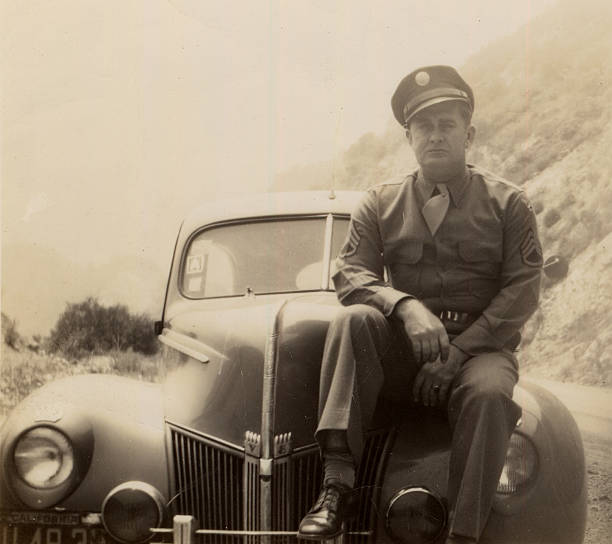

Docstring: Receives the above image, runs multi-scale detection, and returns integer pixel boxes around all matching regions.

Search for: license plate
[0,525,111,544]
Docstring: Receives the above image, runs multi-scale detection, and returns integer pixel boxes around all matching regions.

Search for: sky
[1,0,555,334]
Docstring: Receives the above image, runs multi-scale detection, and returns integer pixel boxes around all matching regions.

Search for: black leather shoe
[297,482,358,540]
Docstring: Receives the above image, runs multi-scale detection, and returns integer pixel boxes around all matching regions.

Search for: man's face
[406,101,475,181]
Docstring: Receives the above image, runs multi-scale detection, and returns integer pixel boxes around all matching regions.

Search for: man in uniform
[297,66,543,543]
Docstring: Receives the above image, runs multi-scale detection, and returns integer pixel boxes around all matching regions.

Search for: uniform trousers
[315,304,522,541]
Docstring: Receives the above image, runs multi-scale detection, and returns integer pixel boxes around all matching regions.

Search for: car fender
[0,374,168,511]
[483,380,587,544]
[374,379,586,544]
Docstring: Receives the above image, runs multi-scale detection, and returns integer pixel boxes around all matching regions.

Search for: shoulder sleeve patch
[520,228,543,267]
[339,221,362,259]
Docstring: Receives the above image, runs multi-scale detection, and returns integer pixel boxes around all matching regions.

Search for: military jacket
[332,165,543,356]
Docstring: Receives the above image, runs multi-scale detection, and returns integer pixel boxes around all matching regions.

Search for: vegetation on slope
[1,301,162,417]
[275,0,612,386]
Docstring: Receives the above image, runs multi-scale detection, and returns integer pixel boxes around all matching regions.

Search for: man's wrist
[392,296,417,320]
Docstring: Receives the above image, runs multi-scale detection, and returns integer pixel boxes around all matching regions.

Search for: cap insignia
[415,71,430,86]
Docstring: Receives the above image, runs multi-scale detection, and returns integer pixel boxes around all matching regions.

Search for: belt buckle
[440,310,466,323]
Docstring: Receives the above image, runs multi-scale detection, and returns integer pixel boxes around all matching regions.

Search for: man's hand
[394,299,449,364]
[412,345,470,407]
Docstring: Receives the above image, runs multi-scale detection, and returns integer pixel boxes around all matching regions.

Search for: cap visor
[405,96,470,125]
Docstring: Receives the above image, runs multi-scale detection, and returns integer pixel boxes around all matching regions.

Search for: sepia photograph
[1,1,611,543]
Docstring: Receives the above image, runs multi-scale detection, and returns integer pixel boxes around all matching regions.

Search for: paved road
[524,377,612,440]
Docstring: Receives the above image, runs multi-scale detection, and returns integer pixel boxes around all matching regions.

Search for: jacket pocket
[457,240,503,263]
[457,241,502,299]
[394,240,424,263]
[386,241,424,295]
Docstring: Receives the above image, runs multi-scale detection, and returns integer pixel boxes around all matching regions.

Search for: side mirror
[543,255,569,282]
[154,321,164,336]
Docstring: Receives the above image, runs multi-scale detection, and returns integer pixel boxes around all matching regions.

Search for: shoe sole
[296,529,344,541]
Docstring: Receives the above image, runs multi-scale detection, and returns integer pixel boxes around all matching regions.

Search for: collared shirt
[332,164,543,356]
[415,167,470,207]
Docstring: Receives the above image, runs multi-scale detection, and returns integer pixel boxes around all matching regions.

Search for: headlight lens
[102,482,166,543]
[13,427,75,489]
[496,432,538,494]
[385,487,447,544]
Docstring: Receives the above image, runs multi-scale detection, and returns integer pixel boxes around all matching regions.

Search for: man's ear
[465,125,476,149]
[405,128,413,146]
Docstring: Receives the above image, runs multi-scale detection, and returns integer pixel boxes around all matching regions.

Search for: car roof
[182,190,364,232]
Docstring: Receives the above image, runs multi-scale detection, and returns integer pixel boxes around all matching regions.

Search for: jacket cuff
[379,289,414,317]
[451,319,503,356]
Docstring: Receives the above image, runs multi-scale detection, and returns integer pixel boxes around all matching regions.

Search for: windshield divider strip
[321,214,334,289]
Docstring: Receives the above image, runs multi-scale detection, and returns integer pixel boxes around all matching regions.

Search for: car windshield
[181,217,349,298]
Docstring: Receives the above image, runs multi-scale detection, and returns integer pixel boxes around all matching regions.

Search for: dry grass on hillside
[520,231,612,387]
[0,344,163,418]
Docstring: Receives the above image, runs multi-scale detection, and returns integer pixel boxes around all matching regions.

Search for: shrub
[48,298,158,359]
[110,349,161,382]
[1,313,22,350]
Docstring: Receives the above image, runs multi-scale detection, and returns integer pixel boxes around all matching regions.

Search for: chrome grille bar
[271,455,292,543]
[349,429,395,543]
[287,447,323,529]
[245,456,260,543]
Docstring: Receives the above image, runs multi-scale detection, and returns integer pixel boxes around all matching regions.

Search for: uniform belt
[438,310,474,324]
[438,310,521,352]
[438,310,476,336]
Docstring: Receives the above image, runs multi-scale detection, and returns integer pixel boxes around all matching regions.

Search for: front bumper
[153,515,371,543]
[0,513,369,544]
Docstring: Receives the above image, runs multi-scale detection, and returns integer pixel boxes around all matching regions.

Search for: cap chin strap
[403,88,471,126]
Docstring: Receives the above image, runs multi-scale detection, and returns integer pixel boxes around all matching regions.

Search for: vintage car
[1,191,586,544]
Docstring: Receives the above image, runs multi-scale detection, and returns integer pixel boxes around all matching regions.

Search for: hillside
[275,0,612,386]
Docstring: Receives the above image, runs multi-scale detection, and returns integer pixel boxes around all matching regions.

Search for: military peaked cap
[391,65,474,127]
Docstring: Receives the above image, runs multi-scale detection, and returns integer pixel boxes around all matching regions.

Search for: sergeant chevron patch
[520,228,543,267]
[339,222,362,258]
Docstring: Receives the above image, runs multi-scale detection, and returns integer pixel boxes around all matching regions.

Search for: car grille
[170,426,244,542]
[169,424,393,543]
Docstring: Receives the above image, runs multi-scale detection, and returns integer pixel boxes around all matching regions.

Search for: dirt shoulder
[583,429,612,544]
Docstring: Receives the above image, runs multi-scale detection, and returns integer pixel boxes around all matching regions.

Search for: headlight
[13,427,75,489]
[102,482,166,543]
[385,487,447,544]
[496,432,538,494]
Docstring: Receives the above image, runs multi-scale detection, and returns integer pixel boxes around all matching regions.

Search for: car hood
[162,292,342,450]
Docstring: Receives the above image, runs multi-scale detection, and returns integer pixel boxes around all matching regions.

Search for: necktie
[422,184,449,236]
